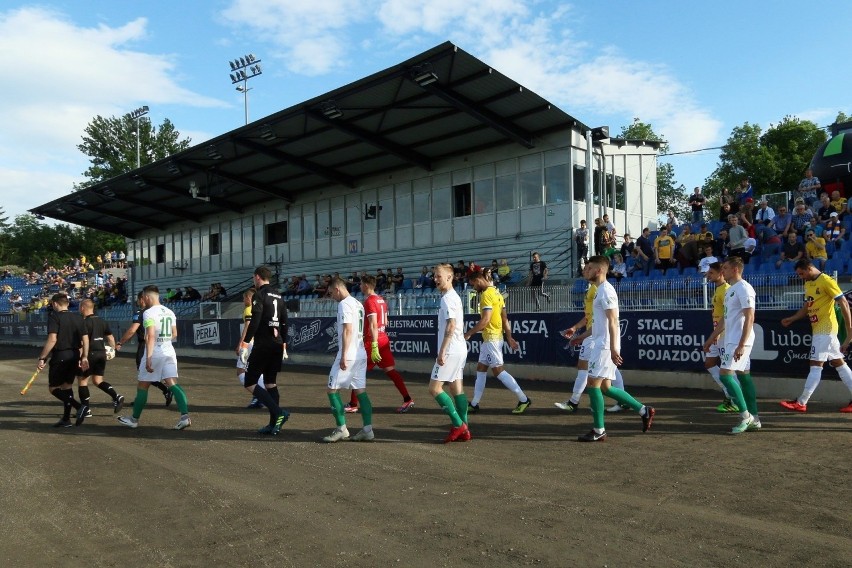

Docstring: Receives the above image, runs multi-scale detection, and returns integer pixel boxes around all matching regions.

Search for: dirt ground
[1,344,850,568]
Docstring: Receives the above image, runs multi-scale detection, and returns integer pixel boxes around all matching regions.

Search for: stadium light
[228,53,262,125]
[411,63,438,87]
[125,105,149,169]
[320,101,343,120]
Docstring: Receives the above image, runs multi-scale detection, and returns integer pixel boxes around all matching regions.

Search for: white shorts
[138,354,178,382]
[327,355,368,390]
[478,340,504,368]
[720,343,752,372]
[706,339,721,358]
[431,350,467,383]
[586,346,616,380]
[809,334,844,362]
[578,336,596,361]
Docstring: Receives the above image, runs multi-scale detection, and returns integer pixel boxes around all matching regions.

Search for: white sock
[800,367,823,404]
[471,371,487,405]
[707,365,729,397]
[570,370,589,405]
[258,376,265,390]
[238,372,246,386]
[496,370,526,401]
[612,368,624,390]
[836,363,852,393]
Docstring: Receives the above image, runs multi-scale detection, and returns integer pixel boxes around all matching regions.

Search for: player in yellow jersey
[235,288,265,408]
[702,262,739,412]
[779,259,852,412]
[464,271,530,414]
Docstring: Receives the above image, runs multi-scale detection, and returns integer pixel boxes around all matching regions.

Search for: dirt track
[1,345,850,567]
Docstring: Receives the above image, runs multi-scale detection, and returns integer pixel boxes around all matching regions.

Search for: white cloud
[0,6,225,220]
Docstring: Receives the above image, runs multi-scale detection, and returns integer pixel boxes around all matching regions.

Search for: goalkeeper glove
[370,342,382,363]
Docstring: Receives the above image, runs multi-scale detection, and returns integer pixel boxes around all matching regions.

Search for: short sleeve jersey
[591,281,619,351]
[84,315,112,353]
[48,310,87,351]
[806,238,828,260]
[438,289,466,355]
[584,283,598,327]
[712,282,731,329]
[337,296,366,359]
[362,293,389,347]
[244,284,285,348]
[478,286,505,342]
[723,280,756,347]
[654,235,675,259]
[804,272,843,336]
[529,260,547,283]
[142,304,177,357]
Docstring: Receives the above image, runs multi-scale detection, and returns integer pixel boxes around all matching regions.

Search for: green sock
[357,392,373,427]
[588,387,605,430]
[737,373,758,416]
[435,392,463,427]
[328,392,346,427]
[169,384,189,414]
[132,388,148,419]
[605,386,643,412]
[454,393,469,424]
[719,374,748,415]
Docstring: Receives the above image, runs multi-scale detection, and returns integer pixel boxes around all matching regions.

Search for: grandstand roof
[31,41,661,237]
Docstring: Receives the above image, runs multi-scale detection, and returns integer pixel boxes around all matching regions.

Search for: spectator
[790,201,815,235]
[184,286,201,301]
[653,227,676,272]
[347,271,361,293]
[698,244,719,274]
[574,220,589,276]
[739,198,755,225]
[415,266,434,289]
[636,227,655,275]
[777,232,806,269]
[375,269,388,293]
[718,202,733,221]
[727,215,749,260]
[164,288,177,302]
[677,225,700,268]
[453,261,466,287]
[688,187,706,223]
[296,275,313,295]
[714,228,729,259]
[620,233,635,260]
[771,204,792,234]
[804,229,828,269]
[316,275,330,297]
[626,247,646,276]
[696,224,714,249]
[608,253,627,281]
[824,216,845,248]
[830,190,847,217]
[719,187,739,215]
[796,168,821,206]
[736,177,754,205]
[497,259,512,283]
[816,194,835,223]
[593,218,607,256]
[465,261,481,283]
[391,267,405,293]
[171,287,184,301]
[754,199,775,225]
[666,210,680,229]
[602,214,615,233]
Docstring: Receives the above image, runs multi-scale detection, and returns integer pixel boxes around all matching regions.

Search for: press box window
[266,221,288,245]
[155,244,165,264]
[209,233,220,255]
[453,183,472,217]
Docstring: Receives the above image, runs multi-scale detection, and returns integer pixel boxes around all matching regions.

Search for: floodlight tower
[228,53,263,125]
[126,105,149,169]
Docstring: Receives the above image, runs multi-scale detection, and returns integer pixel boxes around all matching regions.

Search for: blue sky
[2,0,850,222]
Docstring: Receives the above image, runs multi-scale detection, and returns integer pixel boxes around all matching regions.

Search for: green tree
[619,118,687,223]
[74,114,191,188]
[835,111,849,124]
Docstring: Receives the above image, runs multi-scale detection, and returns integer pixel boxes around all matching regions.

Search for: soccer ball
[105,345,116,360]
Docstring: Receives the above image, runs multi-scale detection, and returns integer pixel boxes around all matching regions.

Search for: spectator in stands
[296,275,313,295]
[375,269,388,292]
[754,198,775,225]
[736,177,754,205]
[804,229,828,269]
[676,225,699,268]
[755,223,782,259]
[727,214,749,260]
[830,190,847,218]
[739,198,755,225]
[714,228,729,259]
[171,288,184,301]
[636,227,655,275]
[771,204,792,235]
[796,168,821,206]
[790,201,815,235]
[654,227,676,272]
[698,244,718,274]
[620,233,635,260]
[824,216,845,248]
[626,247,646,276]
[608,253,627,281]
[316,275,330,297]
[696,224,714,249]
[390,267,405,292]
[346,272,360,293]
[415,266,434,289]
[465,261,481,283]
[718,201,733,222]
[497,259,512,283]
[184,286,201,301]
[574,220,589,276]
[688,186,706,223]
[164,288,177,302]
[593,218,607,256]
[453,261,466,287]
[777,231,806,269]
[816,193,835,223]
[666,210,680,229]
[602,213,615,234]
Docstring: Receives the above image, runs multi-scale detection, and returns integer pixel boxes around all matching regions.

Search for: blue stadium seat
[682,267,698,277]
[825,257,845,276]
[759,262,777,274]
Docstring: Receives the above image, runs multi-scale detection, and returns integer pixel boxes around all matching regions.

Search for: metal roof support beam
[138,177,242,213]
[235,138,356,188]
[180,162,294,203]
[307,111,433,172]
[102,187,202,223]
[75,204,165,230]
[411,81,535,149]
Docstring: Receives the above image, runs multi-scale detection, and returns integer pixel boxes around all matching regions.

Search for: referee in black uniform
[77,299,125,414]
[36,293,90,427]
[241,266,289,434]
[115,291,172,406]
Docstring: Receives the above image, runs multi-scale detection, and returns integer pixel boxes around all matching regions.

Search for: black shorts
[80,351,107,378]
[48,349,81,387]
[245,344,283,386]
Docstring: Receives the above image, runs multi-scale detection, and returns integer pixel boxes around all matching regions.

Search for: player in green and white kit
[117,285,191,430]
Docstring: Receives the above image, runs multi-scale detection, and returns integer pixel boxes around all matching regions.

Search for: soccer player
[323,277,373,442]
[429,263,470,442]
[464,270,530,414]
[235,288,266,409]
[115,291,173,407]
[117,285,191,430]
[779,259,852,412]
[554,280,628,413]
[36,293,90,427]
[701,262,738,412]
[703,257,760,434]
[344,275,414,414]
[576,256,655,442]
[240,267,289,435]
[76,299,124,414]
